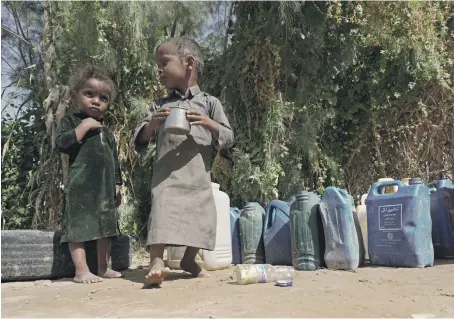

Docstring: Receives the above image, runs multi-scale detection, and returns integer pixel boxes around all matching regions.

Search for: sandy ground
[2,250,454,318]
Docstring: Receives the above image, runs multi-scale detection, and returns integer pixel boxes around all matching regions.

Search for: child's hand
[186,110,219,138]
[139,108,169,143]
[81,118,102,130]
[115,185,121,207]
[150,108,169,128]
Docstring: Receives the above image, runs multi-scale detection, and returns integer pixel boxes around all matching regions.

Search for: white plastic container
[356,193,369,260]
[401,178,411,186]
[167,183,232,271]
[166,246,203,269]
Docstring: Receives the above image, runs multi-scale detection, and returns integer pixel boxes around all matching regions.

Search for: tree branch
[170,17,178,37]
[1,26,39,51]
[1,56,16,72]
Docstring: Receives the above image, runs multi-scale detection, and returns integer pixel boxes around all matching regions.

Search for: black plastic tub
[1,230,132,282]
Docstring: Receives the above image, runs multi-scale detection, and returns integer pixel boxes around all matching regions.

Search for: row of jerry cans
[357,179,454,261]
[231,178,453,270]
[230,201,294,265]
[230,189,364,270]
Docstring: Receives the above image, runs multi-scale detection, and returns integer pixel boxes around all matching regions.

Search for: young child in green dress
[56,65,123,284]
[134,37,234,286]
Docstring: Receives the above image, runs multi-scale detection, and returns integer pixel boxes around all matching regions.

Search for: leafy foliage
[1,1,46,229]
[2,1,453,234]
[205,1,453,205]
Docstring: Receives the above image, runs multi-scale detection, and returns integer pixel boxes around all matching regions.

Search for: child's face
[156,43,189,90]
[75,78,111,120]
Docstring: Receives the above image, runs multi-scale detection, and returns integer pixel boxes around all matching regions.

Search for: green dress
[56,110,122,243]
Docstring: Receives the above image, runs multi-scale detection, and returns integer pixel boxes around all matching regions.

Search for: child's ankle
[149,244,165,260]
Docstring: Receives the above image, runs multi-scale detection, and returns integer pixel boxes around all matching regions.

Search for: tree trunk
[223,3,234,54]
[31,1,69,230]
[43,2,56,92]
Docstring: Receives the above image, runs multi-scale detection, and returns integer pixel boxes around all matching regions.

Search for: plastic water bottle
[235,264,295,285]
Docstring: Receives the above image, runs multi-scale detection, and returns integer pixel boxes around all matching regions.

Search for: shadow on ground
[121,267,194,289]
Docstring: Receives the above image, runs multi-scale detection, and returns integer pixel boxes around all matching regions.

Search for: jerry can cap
[409,178,424,185]
[276,280,293,287]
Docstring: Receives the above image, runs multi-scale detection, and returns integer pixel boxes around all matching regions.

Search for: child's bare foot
[74,272,103,284]
[99,268,123,279]
[145,257,170,286]
[180,258,210,278]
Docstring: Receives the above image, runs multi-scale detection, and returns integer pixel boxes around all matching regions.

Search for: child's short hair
[158,37,204,78]
[68,64,116,101]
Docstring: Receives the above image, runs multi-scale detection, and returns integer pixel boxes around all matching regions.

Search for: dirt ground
[2,250,454,318]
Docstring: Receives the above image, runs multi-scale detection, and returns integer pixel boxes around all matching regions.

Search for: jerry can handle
[360,193,367,206]
[371,180,404,196]
[435,179,454,189]
[230,207,241,217]
[265,200,290,229]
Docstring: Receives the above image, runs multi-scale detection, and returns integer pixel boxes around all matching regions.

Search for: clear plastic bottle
[235,264,295,285]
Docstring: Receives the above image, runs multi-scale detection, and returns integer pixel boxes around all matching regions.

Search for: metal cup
[164,105,191,135]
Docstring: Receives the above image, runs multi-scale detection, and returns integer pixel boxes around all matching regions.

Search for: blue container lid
[409,178,424,185]
[275,280,293,287]
[435,179,454,189]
